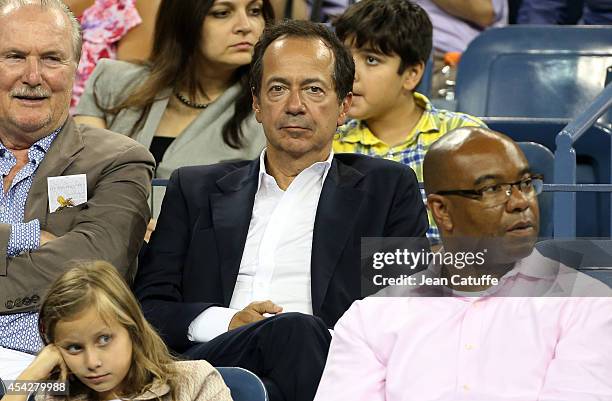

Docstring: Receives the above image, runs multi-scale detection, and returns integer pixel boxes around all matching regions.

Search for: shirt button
[31,295,40,304]
[5,300,14,309]
[14,298,22,307]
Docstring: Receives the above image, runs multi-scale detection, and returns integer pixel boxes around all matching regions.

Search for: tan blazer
[0,117,155,314]
[37,360,233,401]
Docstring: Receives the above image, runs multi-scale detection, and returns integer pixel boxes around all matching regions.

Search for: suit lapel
[210,161,259,305]
[25,118,84,225]
[311,158,365,315]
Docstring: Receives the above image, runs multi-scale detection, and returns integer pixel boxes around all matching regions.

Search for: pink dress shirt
[314,251,612,401]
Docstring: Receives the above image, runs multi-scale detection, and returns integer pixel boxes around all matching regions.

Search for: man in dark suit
[135,20,428,401]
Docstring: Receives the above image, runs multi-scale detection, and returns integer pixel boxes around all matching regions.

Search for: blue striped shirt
[0,129,59,354]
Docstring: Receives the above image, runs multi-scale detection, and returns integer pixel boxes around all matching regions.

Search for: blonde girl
[7,261,232,401]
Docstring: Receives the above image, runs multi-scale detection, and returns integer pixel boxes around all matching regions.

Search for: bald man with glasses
[313,127,612,401]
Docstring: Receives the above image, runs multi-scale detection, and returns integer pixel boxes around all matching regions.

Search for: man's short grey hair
[0,0,82,63]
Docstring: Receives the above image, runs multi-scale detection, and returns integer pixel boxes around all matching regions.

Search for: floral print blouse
[71,0,142,112]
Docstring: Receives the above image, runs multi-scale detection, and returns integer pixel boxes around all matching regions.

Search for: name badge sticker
[47,174,87,213]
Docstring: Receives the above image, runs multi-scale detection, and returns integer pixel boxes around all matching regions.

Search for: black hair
[250,19,355,102]
[96,0,274,148]
[334,0,432,73]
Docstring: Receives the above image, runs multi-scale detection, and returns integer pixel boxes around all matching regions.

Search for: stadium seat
[518,142,554,237]
[485,117,612,237]
[535,239,612,287]
[0,379,5,399]
[217,367,268,401]
[583,269,612,287]
[456,26,612,123]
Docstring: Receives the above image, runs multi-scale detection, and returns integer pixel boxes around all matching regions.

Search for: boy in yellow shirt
[333,0,486,242]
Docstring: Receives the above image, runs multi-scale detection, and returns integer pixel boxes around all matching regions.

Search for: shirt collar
[0,127,61,161]
[412,91,439,134]
[417,247,576,296]
[256,148,334,192]
[378,245,605,298]
[34,127,61,153]
[336,120,382,146]
[503,248,570,280]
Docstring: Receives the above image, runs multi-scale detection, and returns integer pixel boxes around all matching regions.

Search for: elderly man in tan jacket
[0,0,154,377]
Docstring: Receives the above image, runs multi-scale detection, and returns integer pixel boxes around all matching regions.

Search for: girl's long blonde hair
[39,260,177,399]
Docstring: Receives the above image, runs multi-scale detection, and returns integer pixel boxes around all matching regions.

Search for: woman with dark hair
[75,0,274,220]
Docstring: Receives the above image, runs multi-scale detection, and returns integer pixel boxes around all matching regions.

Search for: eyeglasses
[435,174,544,207]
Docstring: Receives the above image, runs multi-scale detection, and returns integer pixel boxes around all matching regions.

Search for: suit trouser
[183,312,332,401]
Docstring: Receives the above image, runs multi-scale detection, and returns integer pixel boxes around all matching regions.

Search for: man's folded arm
[138,298,221,351]
[0,143,154,311]
[5,220,41,256]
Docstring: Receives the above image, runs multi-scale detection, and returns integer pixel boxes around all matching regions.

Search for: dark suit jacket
[0,117,155,314]
[135,153,428,352]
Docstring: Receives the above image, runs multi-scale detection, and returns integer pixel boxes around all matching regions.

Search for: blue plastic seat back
[583,269,612,287]
[518,142,554,238]
[217,367,268,401]
[456,26,612,121]
[535,239,612,287]
[485,117,612,237]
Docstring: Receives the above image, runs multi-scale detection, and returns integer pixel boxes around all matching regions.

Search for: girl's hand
[17,344,68,382]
